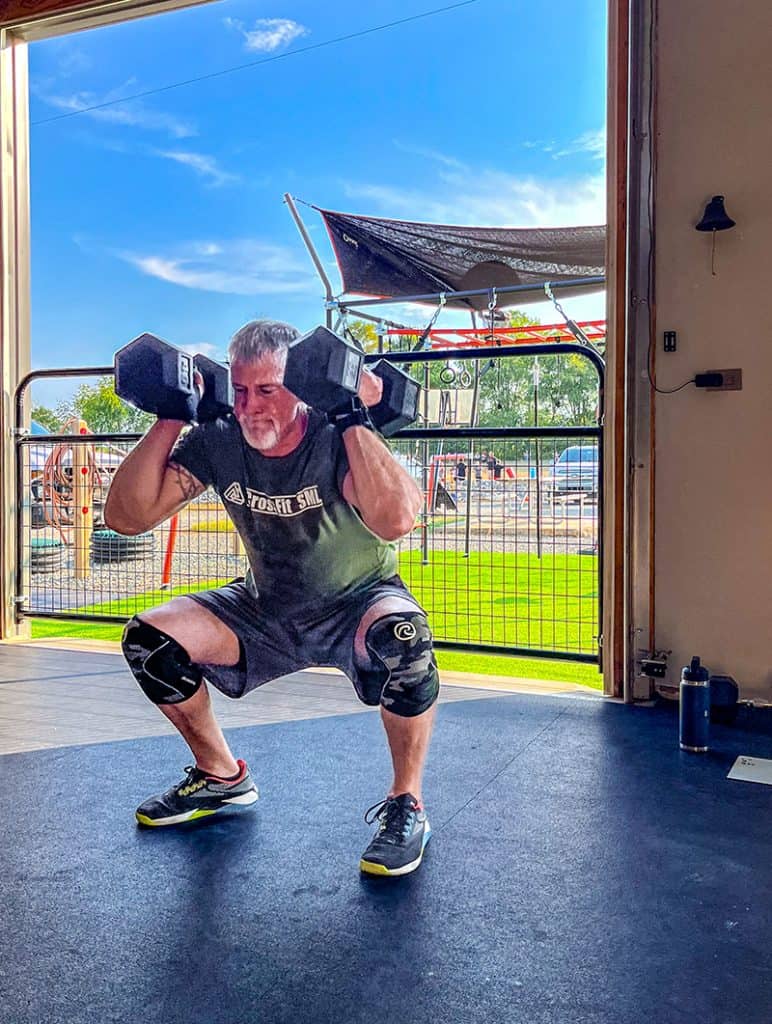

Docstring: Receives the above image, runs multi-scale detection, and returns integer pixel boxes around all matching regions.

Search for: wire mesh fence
[17,434,247,621]
[389,435,599,660]
[15,345,602,662]
[16,431,599,660]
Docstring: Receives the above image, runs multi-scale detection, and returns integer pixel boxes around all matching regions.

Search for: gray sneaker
[135,759,258,827]
[360,793,431,876]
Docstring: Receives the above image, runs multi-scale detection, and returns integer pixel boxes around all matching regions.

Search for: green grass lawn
[399,548,598,650]
[28,551,602,690]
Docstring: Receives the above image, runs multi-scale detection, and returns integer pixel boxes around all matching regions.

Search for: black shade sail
[319,208,606,310]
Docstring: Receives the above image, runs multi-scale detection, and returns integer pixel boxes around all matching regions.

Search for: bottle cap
[682,656,710,682]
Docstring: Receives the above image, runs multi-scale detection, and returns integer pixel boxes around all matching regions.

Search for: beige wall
[653,1,772,698]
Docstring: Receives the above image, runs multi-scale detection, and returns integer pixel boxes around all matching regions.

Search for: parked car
[552,445,599,495]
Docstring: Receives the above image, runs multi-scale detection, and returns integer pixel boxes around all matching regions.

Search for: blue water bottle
[679,656,710,752]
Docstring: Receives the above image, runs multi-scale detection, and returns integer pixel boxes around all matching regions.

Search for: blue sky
[29,0,607,407]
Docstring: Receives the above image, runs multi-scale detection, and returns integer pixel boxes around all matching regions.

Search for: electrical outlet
[663,330,677,352]
[639,649,670,678]
[706,368,742,391]
[641,657,668,678]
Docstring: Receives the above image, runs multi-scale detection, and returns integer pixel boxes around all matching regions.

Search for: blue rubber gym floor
[1,693,770,1024]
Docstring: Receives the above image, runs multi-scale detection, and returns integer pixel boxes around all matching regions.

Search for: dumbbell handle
[193,354,233,423]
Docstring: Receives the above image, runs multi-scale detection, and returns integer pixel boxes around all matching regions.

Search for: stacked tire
[30,501,47,528]
[30,537,67,574]
[90,529,155,564]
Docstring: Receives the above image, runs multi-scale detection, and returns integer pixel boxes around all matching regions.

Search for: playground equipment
[28,418,129,578]
[33,419,96,578]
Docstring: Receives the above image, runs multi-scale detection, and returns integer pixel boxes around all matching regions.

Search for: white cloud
[522,139,557,154]
[120,239,319,296]
[522,129,606,162]
[31,40,93,82]
[224,17,309,52]
[552,128,606,161]
[193,243,223,257]
[391,140,465,170]
[342,164,606,229]
[156,151,240,187]
[35,88,196,138]
[55,47,93,76]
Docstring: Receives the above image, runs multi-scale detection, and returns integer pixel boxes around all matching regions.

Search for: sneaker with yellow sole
[135,760,258,827]
[359,793,431,876]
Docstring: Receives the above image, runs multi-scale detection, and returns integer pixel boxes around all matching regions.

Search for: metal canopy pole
[338,308,407,331]
[283,193,335,329]
[333,276,605,311]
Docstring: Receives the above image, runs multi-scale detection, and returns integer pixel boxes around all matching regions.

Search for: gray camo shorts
[187,574,425,701]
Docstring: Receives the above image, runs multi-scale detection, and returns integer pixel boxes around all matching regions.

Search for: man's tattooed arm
[103,421,207,534]
[168,460,207,502]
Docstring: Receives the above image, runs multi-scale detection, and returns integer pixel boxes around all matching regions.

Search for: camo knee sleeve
[359,611,439,717]
[122,616,203,705]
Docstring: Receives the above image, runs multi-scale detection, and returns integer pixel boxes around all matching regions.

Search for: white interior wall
[653,0,772,697]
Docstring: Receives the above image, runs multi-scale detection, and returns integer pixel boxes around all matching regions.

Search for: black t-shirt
[171,412,398,616]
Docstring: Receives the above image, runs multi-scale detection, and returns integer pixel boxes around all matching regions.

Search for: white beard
[244,422,281,451]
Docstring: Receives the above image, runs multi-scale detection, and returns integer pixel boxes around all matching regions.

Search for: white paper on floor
[727,755,772,785]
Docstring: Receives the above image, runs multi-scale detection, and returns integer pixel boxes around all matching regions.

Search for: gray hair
[228,319,300,363]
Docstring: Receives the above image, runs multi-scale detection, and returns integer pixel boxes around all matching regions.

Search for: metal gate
[14,344,602,663]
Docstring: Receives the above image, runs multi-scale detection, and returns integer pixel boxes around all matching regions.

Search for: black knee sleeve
[122,616,203,705]
[360,611,440,717]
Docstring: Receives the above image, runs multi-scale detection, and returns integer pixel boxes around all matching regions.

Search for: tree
[537,353,600,426]
[57,376,155,433]
[461,310,602,461]
[31,405,63,432]
[344,319,380,352]
[346,312,601,460]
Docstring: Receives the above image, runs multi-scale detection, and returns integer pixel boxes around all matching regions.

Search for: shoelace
[175,764,244,795]
[175,765,205,795]
[364,797,417,845]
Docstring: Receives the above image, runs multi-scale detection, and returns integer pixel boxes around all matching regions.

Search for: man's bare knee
[140,597,240,666]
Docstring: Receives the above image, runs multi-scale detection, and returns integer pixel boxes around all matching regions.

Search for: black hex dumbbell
[282,325,364,410]
[282,327,421,436]
[368,360,421,437]
[115,333,232,423]
[115,334,197,422]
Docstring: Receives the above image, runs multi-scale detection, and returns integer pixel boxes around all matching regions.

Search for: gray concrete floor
[0,640,597,755]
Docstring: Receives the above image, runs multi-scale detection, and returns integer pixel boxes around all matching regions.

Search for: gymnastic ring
[439,365,456,385]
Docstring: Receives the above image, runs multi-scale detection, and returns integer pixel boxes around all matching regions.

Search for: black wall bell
[695,195,736,274]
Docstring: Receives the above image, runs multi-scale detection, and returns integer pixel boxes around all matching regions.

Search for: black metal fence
[14,345,602,663]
